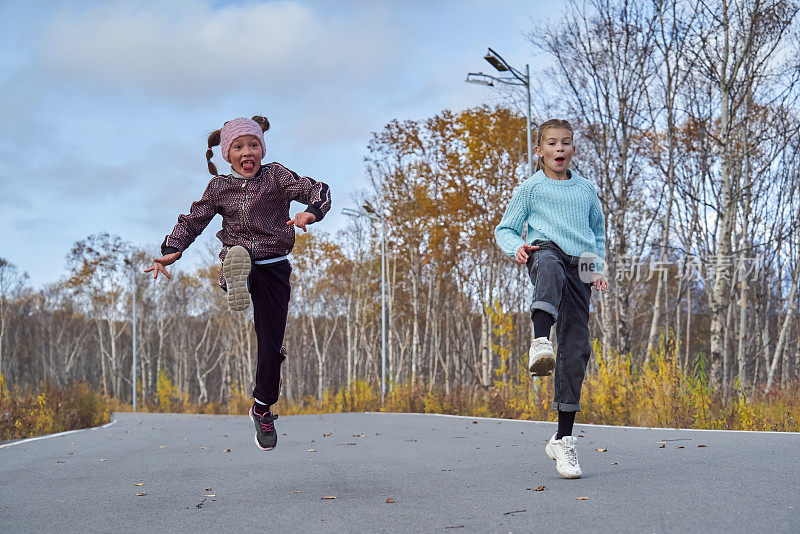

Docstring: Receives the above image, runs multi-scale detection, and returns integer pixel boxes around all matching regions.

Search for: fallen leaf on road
[659,444,666,448]
[56,461,65,463]
[375,433,382,436]
[225,449,231,453]
[675,446,684,449]
[533,485,546,491]
[200,446,210,450]
[386,498,395,503]
[294,491,302,493]
[67,452,73,455]
[576,497,589,500]
[321,496,337,500]
[472,421,478,424]
[697,444,708,448]
[323,433,332,437]
[159,445,165,448]
[353,433,366,437]
[596,448,607,452]
[136,492,147,497]
[133,483,144,486]
[308,449,317,452]
[612,462,618,465]
[99,459,107,462]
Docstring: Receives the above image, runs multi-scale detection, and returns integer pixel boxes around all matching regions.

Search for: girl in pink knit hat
[144,115,332,451]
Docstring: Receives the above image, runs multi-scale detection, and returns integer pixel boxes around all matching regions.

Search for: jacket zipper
[240,180,255,255]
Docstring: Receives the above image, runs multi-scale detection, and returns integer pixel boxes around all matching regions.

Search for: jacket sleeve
[273,163,332,222]
[589,192,606,275]
[161,179,219,256]
[495,184,529,257]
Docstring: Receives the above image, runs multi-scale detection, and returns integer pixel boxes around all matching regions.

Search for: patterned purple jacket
[162,163,332,268]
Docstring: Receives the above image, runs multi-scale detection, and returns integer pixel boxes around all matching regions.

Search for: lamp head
[484,49,509,72]
[465,73,494,86]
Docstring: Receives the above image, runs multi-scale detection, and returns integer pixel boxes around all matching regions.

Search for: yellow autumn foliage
[4,338,799,441]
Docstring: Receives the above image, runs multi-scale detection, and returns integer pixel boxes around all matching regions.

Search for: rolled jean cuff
[551,402,581,412]
[531,301,559,321]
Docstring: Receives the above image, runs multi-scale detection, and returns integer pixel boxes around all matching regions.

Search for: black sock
[556,410,575,439]
[532,310,554,339]
[253,402,269,416]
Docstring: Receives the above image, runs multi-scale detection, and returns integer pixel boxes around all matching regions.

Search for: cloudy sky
[0,0,557,287]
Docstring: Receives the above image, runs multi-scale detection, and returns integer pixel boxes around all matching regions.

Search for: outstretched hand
[592,273,609,291]
[286,212,316,232]
[515,244,540,264]
[144,252,181,280]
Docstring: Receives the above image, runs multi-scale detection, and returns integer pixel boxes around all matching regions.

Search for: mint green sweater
[495,170,606,272]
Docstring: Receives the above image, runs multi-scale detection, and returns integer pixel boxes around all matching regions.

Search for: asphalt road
[1,412,798,533]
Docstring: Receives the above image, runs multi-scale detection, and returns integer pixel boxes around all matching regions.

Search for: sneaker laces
[259,413,277,433]
[563,443,579,466]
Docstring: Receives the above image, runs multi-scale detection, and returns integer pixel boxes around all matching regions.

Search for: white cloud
[37,0,399,101]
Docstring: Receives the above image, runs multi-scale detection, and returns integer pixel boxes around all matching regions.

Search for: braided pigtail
[206,129,221,176]
[251,115,270,132]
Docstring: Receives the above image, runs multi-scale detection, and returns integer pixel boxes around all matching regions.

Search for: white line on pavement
[365,412,800,435]
[0,418,118,450]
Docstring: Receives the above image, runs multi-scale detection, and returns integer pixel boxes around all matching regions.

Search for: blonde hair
[534,119,574,173]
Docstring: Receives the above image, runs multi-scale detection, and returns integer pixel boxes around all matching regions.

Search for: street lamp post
[125,258,138,414]
[466,47,533,178]
[342,204,388,403]
[132,287,137,413]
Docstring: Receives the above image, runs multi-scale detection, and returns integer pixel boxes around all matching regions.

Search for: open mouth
[241,160,255,172]
[554,157,565,165]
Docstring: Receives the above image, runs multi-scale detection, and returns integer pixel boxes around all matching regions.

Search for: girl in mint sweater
[495,119,608,479]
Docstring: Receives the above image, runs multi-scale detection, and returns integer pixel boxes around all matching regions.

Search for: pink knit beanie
[220,118,266,163]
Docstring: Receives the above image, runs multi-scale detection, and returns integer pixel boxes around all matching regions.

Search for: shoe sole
[223,246,251,312]
[529,353,555,376]
[545,442,582,479]
[248,408,276,451]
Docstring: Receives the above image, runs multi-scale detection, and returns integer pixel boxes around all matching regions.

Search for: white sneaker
[528,337,555,376]
[223,246,252,312]
[546,434,582,478]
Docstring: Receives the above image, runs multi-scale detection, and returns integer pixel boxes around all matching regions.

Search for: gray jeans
[526,240,593,412]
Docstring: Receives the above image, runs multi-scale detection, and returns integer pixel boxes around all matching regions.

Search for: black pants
[526,240,592,412]
[248,260,292,406]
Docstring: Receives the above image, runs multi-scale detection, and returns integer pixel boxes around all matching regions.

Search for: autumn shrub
[0,380,116,441]
[4,344,798,438]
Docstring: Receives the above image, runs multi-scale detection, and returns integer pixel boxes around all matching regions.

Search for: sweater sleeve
[495,184,530,257]
[161,179,219,256]
[589,192,606,274]
[273,163,332,222]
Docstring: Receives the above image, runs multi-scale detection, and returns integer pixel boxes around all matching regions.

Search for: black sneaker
[249,405,278,451]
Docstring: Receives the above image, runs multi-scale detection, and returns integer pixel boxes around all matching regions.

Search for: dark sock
[252,402,269,417]
[556,410,575,439]
[532,310,554,339]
